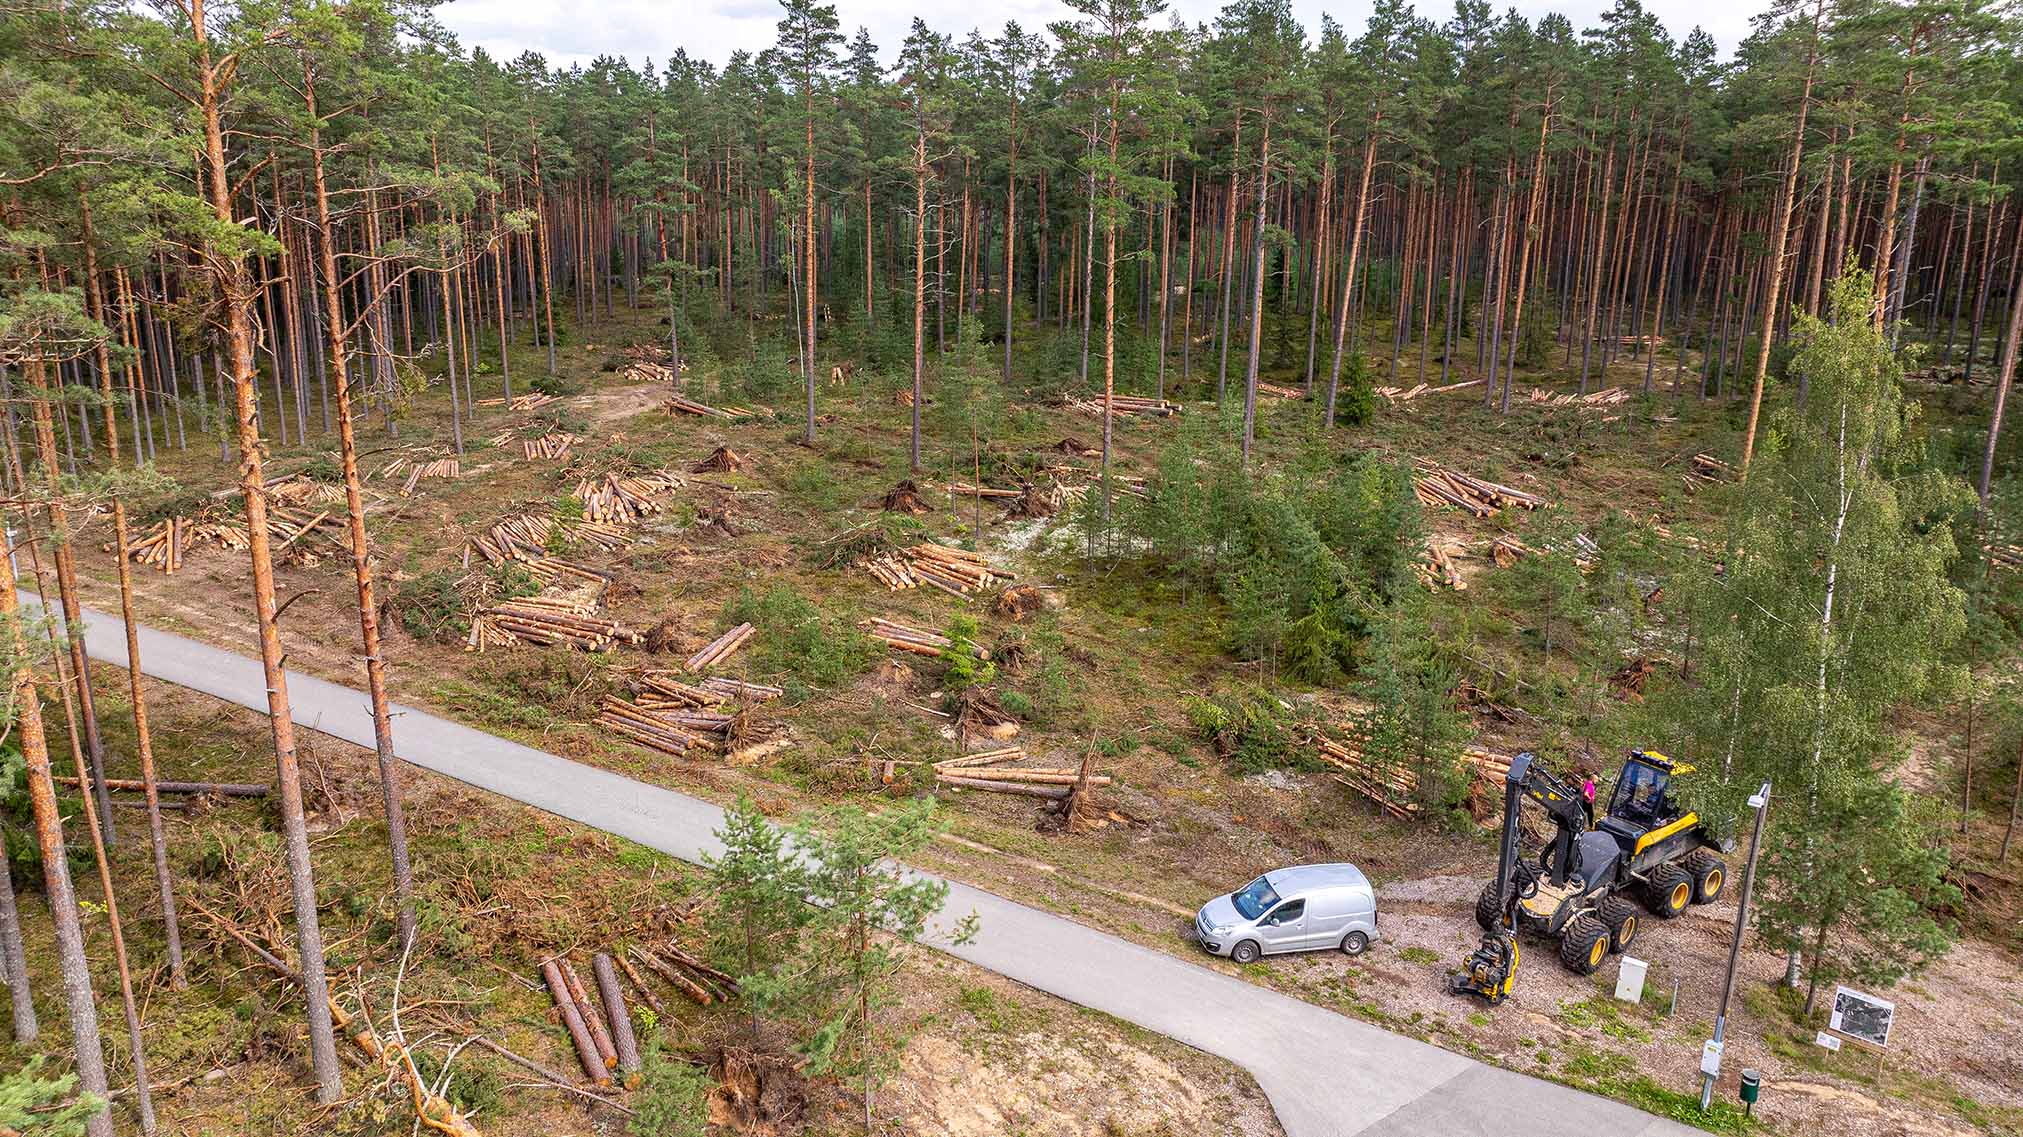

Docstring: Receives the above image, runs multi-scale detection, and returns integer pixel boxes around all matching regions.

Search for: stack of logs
[521,432,578,460]
[1310,733,1515,823]
[946,481,1022,501]
[1256,381,1306,400]
[1066,394,1179,418]
[546,947,732,1089]
[862,543,1015,597]
[665,394,755,419]
[107,517,256,574]
[863,617,985,659]
[466,596,640,653]
[465,513,630,564]
[265,506,349,565]
[1683,452,1733,490]
[1412,460,1549,518]
[476,392,558,411]
[684,622,754,671]
[931,746,1110,800]
[1374,378,1484,403]
[1526,385,1632,408]
[397,457,462,496]
[1417,542,1467,591]
[593,671,782,757]
[624,360,678,385]
[574,471,685,524]
[692,445,746,473]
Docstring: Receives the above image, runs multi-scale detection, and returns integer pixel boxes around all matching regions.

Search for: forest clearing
[1,0,2021,1134]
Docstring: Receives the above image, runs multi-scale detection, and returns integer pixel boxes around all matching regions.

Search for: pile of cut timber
[864,617,985,659]
[624,360,678,385]
[1312,734,1515,822]
[1374,378,1484,403]
[1412,460,1549,517]
[476,392,558,411]
[624,941,737,1008]
[1256,381,1306,400]
[1683,452,1732,490]
[632,671,783,710]
[109,517,228,575]
[1489,533,1532,568]
[931,746,1110,800]
[692,445,746,473]
[684,623,754,671]
[1416,542,1467,591]
[512,555,613,589]
[946,481,1022,500]
[1066,394,1179,418]
[861,543,1015,597]
[267,475,347,507]
[1987,543,2022,570]
[265,506,348,564]
[573,470,685,524]
[1526,385,1632,408]
[466,596,640,653]
[664,394,756,419]
[395,457,461,496]
[464,514,629,565]
[521,432,578,460]
[595,669,782,756]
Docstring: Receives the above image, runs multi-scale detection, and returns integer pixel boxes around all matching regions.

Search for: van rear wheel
[1230,940,1261,965]
[1340,931,1370,956]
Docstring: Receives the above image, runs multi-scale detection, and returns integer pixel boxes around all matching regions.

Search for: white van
[1193,863,1378,964]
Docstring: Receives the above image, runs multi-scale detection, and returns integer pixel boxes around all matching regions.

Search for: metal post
[1702,782,1771,1110]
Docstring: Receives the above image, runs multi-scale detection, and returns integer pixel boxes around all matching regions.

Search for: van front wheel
[1340,931,1370,956]
[1230,940,1261,964]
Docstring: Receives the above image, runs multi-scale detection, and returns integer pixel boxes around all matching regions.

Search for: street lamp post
[1701,781,1772,1111]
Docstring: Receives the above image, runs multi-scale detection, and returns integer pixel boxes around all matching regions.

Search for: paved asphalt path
[49,597,1699,1137]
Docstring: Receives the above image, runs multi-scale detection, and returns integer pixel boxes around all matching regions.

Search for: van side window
[1267,899,1305,925]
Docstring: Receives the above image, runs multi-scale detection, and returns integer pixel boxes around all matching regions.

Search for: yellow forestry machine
[1451,750,1728,1005]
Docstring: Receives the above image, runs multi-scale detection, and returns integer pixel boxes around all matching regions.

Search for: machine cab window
[1607,755,1675,826]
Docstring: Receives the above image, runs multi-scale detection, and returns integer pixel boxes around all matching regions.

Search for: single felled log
[613,951,665,1016]
[55,776,268,797]
[685,622,755,671]
[935,775,1072,800]
[592,954,641,1078]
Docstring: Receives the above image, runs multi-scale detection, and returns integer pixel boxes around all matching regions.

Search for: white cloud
[437,0,1758,74]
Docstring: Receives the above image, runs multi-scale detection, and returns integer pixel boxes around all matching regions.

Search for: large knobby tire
[1684,849,1727,905]
[1646,864,1693,919]
[1559,915,1610,975]
[1230,940,1261,965]
[1475,882,1504,931]
[1599,897,1641,954]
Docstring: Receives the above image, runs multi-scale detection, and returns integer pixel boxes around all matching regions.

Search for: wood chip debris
[862,543,1015,597]
[466,595,641,653]
[1066,394,1180,418]
[1411,459,1549,517]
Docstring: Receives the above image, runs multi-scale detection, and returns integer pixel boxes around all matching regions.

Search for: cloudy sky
[436,0,1760,73]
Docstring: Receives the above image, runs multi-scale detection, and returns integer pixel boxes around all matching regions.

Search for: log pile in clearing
[1988,543,2022,570]
[1416,542,1467,591]
[1412,459,1549,517]
[1683,451,1733,490]
[107,516,221,574]
[625,941,738,1007]
[265,506,349,565]
[946,481,1023,500]
[464,513,631,565]
[594,668,783,757]
[862,542,1015,597]
[388,456,462,496]
[1310,733,1514,822]
[520,432,578,460]
[684,622,754,671]
[930,746,1111,799]
[864,617,986,659]
[692,445,746,473]
[624,360,678,385]
[1490,533,1532,568]
[1374,377,1484,403]
[665,394,756,419]
[475,391,559,411]
[1066,394,1180,418]
[1256,381,1306,400]
[573,470,686,524]
[1526,385,1632,408]
[466,595,641,653]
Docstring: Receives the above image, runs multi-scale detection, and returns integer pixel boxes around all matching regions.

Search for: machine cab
[1600,750,1702,869]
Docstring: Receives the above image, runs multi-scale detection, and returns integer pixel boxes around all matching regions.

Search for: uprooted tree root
[879,479,930,514]
[707,1045,807,1135]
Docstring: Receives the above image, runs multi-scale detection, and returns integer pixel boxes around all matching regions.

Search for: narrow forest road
[45,596,1699,1137]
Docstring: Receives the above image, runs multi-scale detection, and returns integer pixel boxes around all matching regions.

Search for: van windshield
[1232,876,1280,921]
